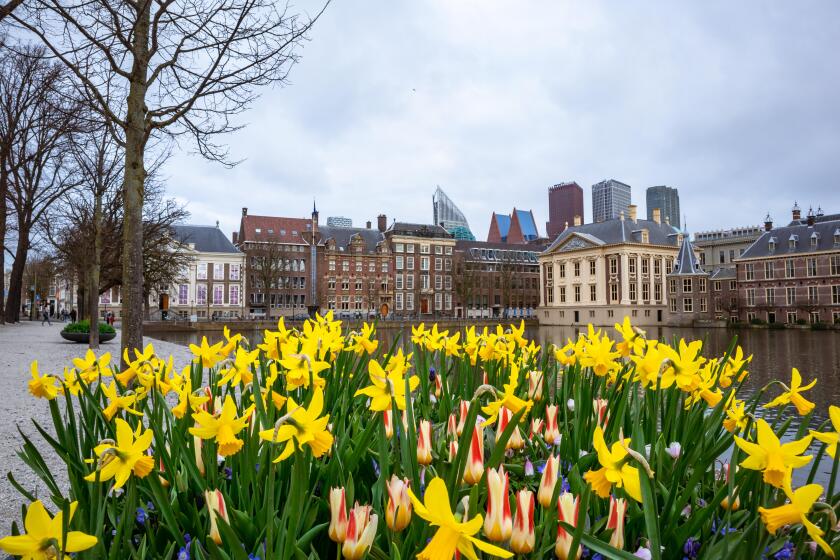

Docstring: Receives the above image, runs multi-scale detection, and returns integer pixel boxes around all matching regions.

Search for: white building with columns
[538,206,683,326]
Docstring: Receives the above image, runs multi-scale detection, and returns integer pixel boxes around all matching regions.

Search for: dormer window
[768,236,777,252]
[834,229,840,246]
[641,229,650,244]
[810,232,820,249]
[788,234,798,250]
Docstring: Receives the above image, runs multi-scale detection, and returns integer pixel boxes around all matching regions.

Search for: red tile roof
[238,215,312,244]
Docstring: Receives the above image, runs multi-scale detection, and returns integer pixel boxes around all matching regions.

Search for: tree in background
[13,0,327,359]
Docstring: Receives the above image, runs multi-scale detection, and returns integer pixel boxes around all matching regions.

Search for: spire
[312,198,317,214]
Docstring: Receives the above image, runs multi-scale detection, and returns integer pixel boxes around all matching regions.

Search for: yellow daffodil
[407,477,513,560]
[444,332,462,357]
[101,381,145,420]
[411,323,429,346]
[348,323,379,355]
[759,475,835,557]
[685,362,723,408]
[811,405,840,458]
[481,363,533,427]
[116,344,157,386]
[171,378,210,419]
[72,349,113,383]
[84,418,154,490]
[354,358,419,411]
[279,339,330,390]
[733,418,812,487]
[220,326,242,357]
[614,316,645,357]
[28,361,61,400]
[0,500,97,558]
[718,346,751,388]
[217,347,259,387]
[583,426,642,502]
[764,368,817,416]
[554,341,577,367]
[189,394,254,456]
[723,397,749,434]
[259,388,334,462]
[659,339,705,391]
[630,340,664,388]
[62,368,82,396]
[580,332,621,377]
[189,336,224,369]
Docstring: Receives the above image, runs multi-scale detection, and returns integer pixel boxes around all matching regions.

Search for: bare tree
[13,0,328,358]
[1,45,81,323]
[0,0,23,22]
[454,253,480,318]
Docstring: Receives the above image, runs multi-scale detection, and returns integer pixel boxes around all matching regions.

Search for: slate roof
[387,222,452,238]
[544,217,681,253]
[238,215,312,244]
[670,236,705,276]
[319,226,385,254]
[710,267,736,280]
[171,225,241,254]
[787,213,840,226]
[739,218,840,259]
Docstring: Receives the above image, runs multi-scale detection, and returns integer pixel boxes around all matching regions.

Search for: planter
[60,331,117,343]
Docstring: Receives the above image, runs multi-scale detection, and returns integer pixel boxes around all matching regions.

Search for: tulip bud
[524,458,535,477]
[528,370,544,401]
[545,405,560,445]
[204,489,228,546]
[383,409,394,439]
[448,440,459,462]
[538,454,560,508]
[342,504,377,560]
[434,374,442,397]
[511,489,535,554]
[194,435,205,476]
[483,466,512,542]
[463,424,484,485]
[555,492,581,560]
[329,487,349,542]
[385,476,412,532]
[666,442,682,460]
[496,407,524,451]
[456,400,469,436]
[607,496,627,550]
[719,463,740,511]
[447,413,458,439]
[530,418,544,438]
[593,398,609,429]
[417,419,433,466]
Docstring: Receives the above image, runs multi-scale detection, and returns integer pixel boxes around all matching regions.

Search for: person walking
[41,305,51,326]
[70,308,77,322]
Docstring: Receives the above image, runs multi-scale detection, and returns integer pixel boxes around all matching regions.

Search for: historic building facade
[538,206,682,326]
[385,219,456,317]
[693,225,763,270]
[666,236,710,326]
[452,240,543,319]
[735,209,840,325]
[167,224,246,320]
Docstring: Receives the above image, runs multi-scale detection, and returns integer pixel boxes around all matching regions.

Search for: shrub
[749,318,767,326]
[62,320,116,334]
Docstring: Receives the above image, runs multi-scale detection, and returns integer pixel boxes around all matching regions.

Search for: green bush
[62,320,116,334]
[749,318,766,326]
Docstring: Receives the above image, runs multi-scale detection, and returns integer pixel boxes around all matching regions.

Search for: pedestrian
[70,308,77,322]
[41,305,51,326]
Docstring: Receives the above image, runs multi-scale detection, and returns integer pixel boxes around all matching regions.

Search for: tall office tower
[592,179,632,223]
[646,185,680,229]
[432,185,475,240]
[546,182,584,238]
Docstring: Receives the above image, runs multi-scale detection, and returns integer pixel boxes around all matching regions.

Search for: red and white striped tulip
[530,418,544,438]
[511,489,535,554]
[544,405,560,445]
[328,487,349,543]
[194,435,205,476]
[448,440,459,462]
[383,409,394,439]
[538,454,560,508]
[555,492,581,560]
[607,496,627,550]
[342,504,378,560]
[417,419,433,466]
[463,424,485,485]
[204,489,228,546]
[496,407,524,451]
[483,466,512,542]
[593,398,610,429]
[528,370,544,401]
[447,413,458,439]
[385,476,412,532]
[456,400,469,436]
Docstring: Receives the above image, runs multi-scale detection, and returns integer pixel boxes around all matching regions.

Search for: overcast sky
[166,1,840,240]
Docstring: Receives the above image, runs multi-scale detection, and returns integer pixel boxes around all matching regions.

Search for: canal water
[148,324,840,486]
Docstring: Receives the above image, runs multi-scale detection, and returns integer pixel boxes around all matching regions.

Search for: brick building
[546,182,584,239]
[386,218,456,317]
[487,209,540,244]
[453,240,543,318]
[735,208,840,325]
[666,236,710,325]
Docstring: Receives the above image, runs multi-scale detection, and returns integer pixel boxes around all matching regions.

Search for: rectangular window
[714,280,721,291]
[395,243,404,253]
[730,280,737,291]
[406,274,414,290]
[421,275,430,290]
[445,258,452,271]
[356,261,363,272]
[213,263,224,280]
[808,285,818,304]
[699,278,707,293]
[396,274,403,290]
[683,278,692,292]
[406,244,415,253]
[355,280,363,291]
[642,259,649,275]
[435,275,442,290]
[435,293,442,311]
[787,311,797,324]
[833,285,840,305]
[382,261,388,273]
[745,263,754,280]
[196,284,207,305]
[213,284,224,305]
[420,257,429,271]
[177,285,189,305]
[406,257,414,270]
[369,261,376,273]
[445,246,453,255]
[629,259,636,275]
[329,260,336,271]
[590,284,596,301]
[669,279,676,294]
[229,285,240,306]
[670,298,677,312]
[746,288,755,306]
[342,261,350,272]
[547,287,554,304]
[435,258,442,271]
[196,264,207,280]
[610,258,617,275]
[699,298,707,313]
[559,263,566,278]
[785,259,795,278]
[559,286,566,303]
[654,283,662,302]
[445,276,452,290]
[610,284,619,302]
[654,260,661,275]
[445,293,452,310]
[589,260,596,275]
[764,262,774,279]
[786,287,796,306]
[395,256,404,270]
[766,288,775,306]
[831,256,840,276]
[420,244,430,254]
[574,285,581,302]
[396,293,404,310]
[807,258,817,277]
[573,262,580,276]
[629,283,637,301]
[406,293,414,310]
[435,245,443,255]
[683,298,693,312]
[642,283,650,301]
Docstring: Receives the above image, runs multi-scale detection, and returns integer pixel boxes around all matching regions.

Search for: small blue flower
[682,537,701,560]
[429,367,436,382]
[177,547,190,560]
[560,476,570,493]
[135,506,147,524]
[772,542,795,560]
[224,466,233,480]
[371,458,381,478]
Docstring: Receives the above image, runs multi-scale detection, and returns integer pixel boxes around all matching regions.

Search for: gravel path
[0,321,191,535]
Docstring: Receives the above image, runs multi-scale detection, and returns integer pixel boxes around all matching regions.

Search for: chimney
[564,220,569,231]
[652,208,661,224]
[232,231,238,244]
[215,220,219,228]
[242,207,248,216]
[764,213,773,232]
[792,201,801,221]
[628,204,638,223]
[377,214,387,232]
[807,206,816,226]
[573,215,582,226]
[366,220,372,229]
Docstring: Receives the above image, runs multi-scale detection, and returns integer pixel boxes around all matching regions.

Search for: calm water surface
[149,325,840,486]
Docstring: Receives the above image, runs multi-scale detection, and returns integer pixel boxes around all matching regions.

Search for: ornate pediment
[558,236,595,252]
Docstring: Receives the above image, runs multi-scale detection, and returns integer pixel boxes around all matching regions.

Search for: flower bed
[2,315,838,559]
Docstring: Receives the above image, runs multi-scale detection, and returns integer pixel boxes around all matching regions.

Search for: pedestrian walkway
[0,321,192,533]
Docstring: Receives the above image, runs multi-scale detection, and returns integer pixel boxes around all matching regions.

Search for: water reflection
[148,324,840,485]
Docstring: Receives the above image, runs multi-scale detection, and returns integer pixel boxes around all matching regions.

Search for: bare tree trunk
[0,164,6,324]
[120,3,150,363]
[76,277,86,320]
[0,0,23,21]
[88,187,102,348]
[4,227,28,323]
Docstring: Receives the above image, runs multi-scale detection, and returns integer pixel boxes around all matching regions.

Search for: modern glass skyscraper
[591,179,632,223]
[646,186,681,229]
[433,186,475,240]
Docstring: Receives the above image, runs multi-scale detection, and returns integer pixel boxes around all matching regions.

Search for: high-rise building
[646,186,680,229]
[432,186,475,240]
[546,182,584,238]
[592,179,632,223]
[327,216,353,228]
